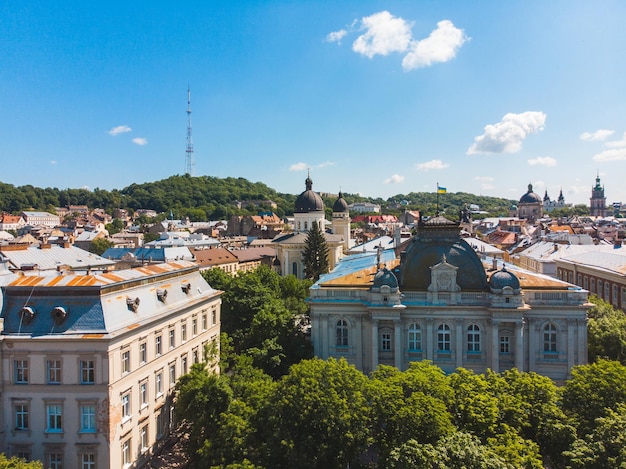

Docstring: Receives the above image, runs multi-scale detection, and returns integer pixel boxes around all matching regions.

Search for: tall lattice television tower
[184,86,194,176]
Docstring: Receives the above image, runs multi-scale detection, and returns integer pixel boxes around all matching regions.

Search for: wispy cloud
[108,125,132,136]
[415,159,449,171]
[467,111,546,155]
[326,29,348,44]
[132,137,148,146]
[290,162,308,172]
[580,129,614,142]
[604,132,626,148]
[50,160,57,165]
[384,174,404,184]
[317,161,336,168]
[528,156,557,167]
[474,176,494,182]
[330,11,467,71]
[593,148,626,162]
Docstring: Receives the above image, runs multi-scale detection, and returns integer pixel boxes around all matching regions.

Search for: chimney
[492,258,498,270]
[40,243,51,249]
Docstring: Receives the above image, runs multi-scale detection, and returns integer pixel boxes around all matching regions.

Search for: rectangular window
[500,336,511,354]
[192,317,198,336]
[156,372,163,396]
[80,404,97,433]
[81,453,96,469]
[212,309,217,326]
[122,392,131,420]
[192,347,199,364]
[80,360,95,384]
[46,404,63,432]
[122,438,132,467]
[181,323,187,342]
[202,313,207,331]
[169,363,176,387]
[14,359,29,384]
[140,381,148,407]
[47,359,62,384]
[156,407,165,439]
[140,342,147,365]
[155,335,162,356]
[140,424,149,452]
[380,332,392,351]
[169,329,175,349]
[15,403,29,430]
[182,355,188,375]
[122,350,130,374]
[47,453,63,469]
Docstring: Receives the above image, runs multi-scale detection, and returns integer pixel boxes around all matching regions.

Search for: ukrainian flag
[437,185,447,194]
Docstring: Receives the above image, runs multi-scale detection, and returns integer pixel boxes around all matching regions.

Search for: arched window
[591,278,596,293]
[467,324,480,352]
[304,221,308,230]
[292,262,298,277]
[598,280,603,297]
[543,323,557,352]
[336,319,348,347]
[408,323,422,351]
[437,324,451,352]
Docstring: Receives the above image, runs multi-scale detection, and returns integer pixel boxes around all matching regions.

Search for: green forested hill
[0,174,515,221]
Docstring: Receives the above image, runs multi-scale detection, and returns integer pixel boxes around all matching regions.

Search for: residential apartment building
[20,211,61,228]
[0,261,222,468]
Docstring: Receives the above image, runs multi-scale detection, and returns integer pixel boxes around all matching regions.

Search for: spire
[185,86,194,176]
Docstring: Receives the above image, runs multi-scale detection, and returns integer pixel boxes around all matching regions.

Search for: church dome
[489,265,520,290]
[332,191,349,213]
[519,183,542,204]
[399,217,489,291]
[372,267,399,291]
[295,176,324,213]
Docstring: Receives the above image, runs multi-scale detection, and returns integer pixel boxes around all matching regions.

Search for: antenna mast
[185,86,194,176]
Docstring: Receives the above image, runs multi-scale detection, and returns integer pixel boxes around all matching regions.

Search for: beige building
[0,261,222,468]
[310,216,590,383]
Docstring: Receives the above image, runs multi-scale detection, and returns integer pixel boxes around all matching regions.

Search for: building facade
[0,261,222,468]
[310,217,590,383]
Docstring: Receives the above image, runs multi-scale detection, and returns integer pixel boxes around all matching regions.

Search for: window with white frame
[14,359,29,384]
[408,323,422,351]
[169,362,176,387]
[155,335,162,356]
[122,438,132,467]
[202,312,207,331]
[121,392,131,420]
[140,381,148,407]
[467,324,481,352]
[14,403,29,430]
[80,403,97,433]
[140,423,149,452]
[155,371,163,397]
[181,322,187,342]
[437,324,451,352]
[80,360,95,384]
[182,355,188,375]
[47,452,63,469]
[81,453,96,469]
[336,319,349,346]
[47,359,62,384]
[543,323,557,353]
[500,335,511,354]
[140,342,147,365]
[46,403,63,432]
[192,347,199,364]
[192,317,198,336]
[379,330,392,351]
[122,350,131,374]
[169,329,175,349]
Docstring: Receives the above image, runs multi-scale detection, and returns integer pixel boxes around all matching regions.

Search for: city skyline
[1,1,626,206]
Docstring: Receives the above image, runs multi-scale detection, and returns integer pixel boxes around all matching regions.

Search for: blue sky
[2,1,626,206]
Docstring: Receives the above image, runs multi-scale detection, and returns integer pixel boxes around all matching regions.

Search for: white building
[310,216,589,383]
[0,261,222,468]
[20,211,61,228]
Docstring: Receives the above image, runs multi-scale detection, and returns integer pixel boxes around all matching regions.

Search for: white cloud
[132,137,148,146]
[474,176,494,182]
[352,11,412,58]
[466,111,546,155]
[384,174,405,184]
[108,125,132,136]
[528,156,557,167]
[402,20,468,71]
[415,159,449,171]
[604,132,626,148]
[50,160,57,165]
[290,162,308,172]
[580,129,614,142]
[326,29,347,44]
[593,148,626,162]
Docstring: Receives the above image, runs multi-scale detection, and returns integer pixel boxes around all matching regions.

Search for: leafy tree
[0,454,43,468]
[258,358,371,469]
[105,218,125,235]
[562,359,626,436]
[302,221,329,281]
[89,237,114,256]
[587,295,626,365]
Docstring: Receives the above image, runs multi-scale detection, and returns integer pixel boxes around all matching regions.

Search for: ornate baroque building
[517,183,543,220]
[309,216,590,383]
[590,173,607,217]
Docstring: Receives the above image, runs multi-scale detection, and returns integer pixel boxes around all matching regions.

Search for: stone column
[567,319,576,371]
[355,315,363,370]
[515,320,524,371]
[528,319,537,372]
[491,319,500,372]
[371,318,379,371]
[456,318,464,369]
[320,315,328,359]
[394,319,402,369]
[426,318,434,361]
[577,318,587,365]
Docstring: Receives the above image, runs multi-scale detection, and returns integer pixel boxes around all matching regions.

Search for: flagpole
[436,183,439,216]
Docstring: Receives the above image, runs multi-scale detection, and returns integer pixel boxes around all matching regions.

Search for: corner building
[0,261,221,468]
[310,216,589,383]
